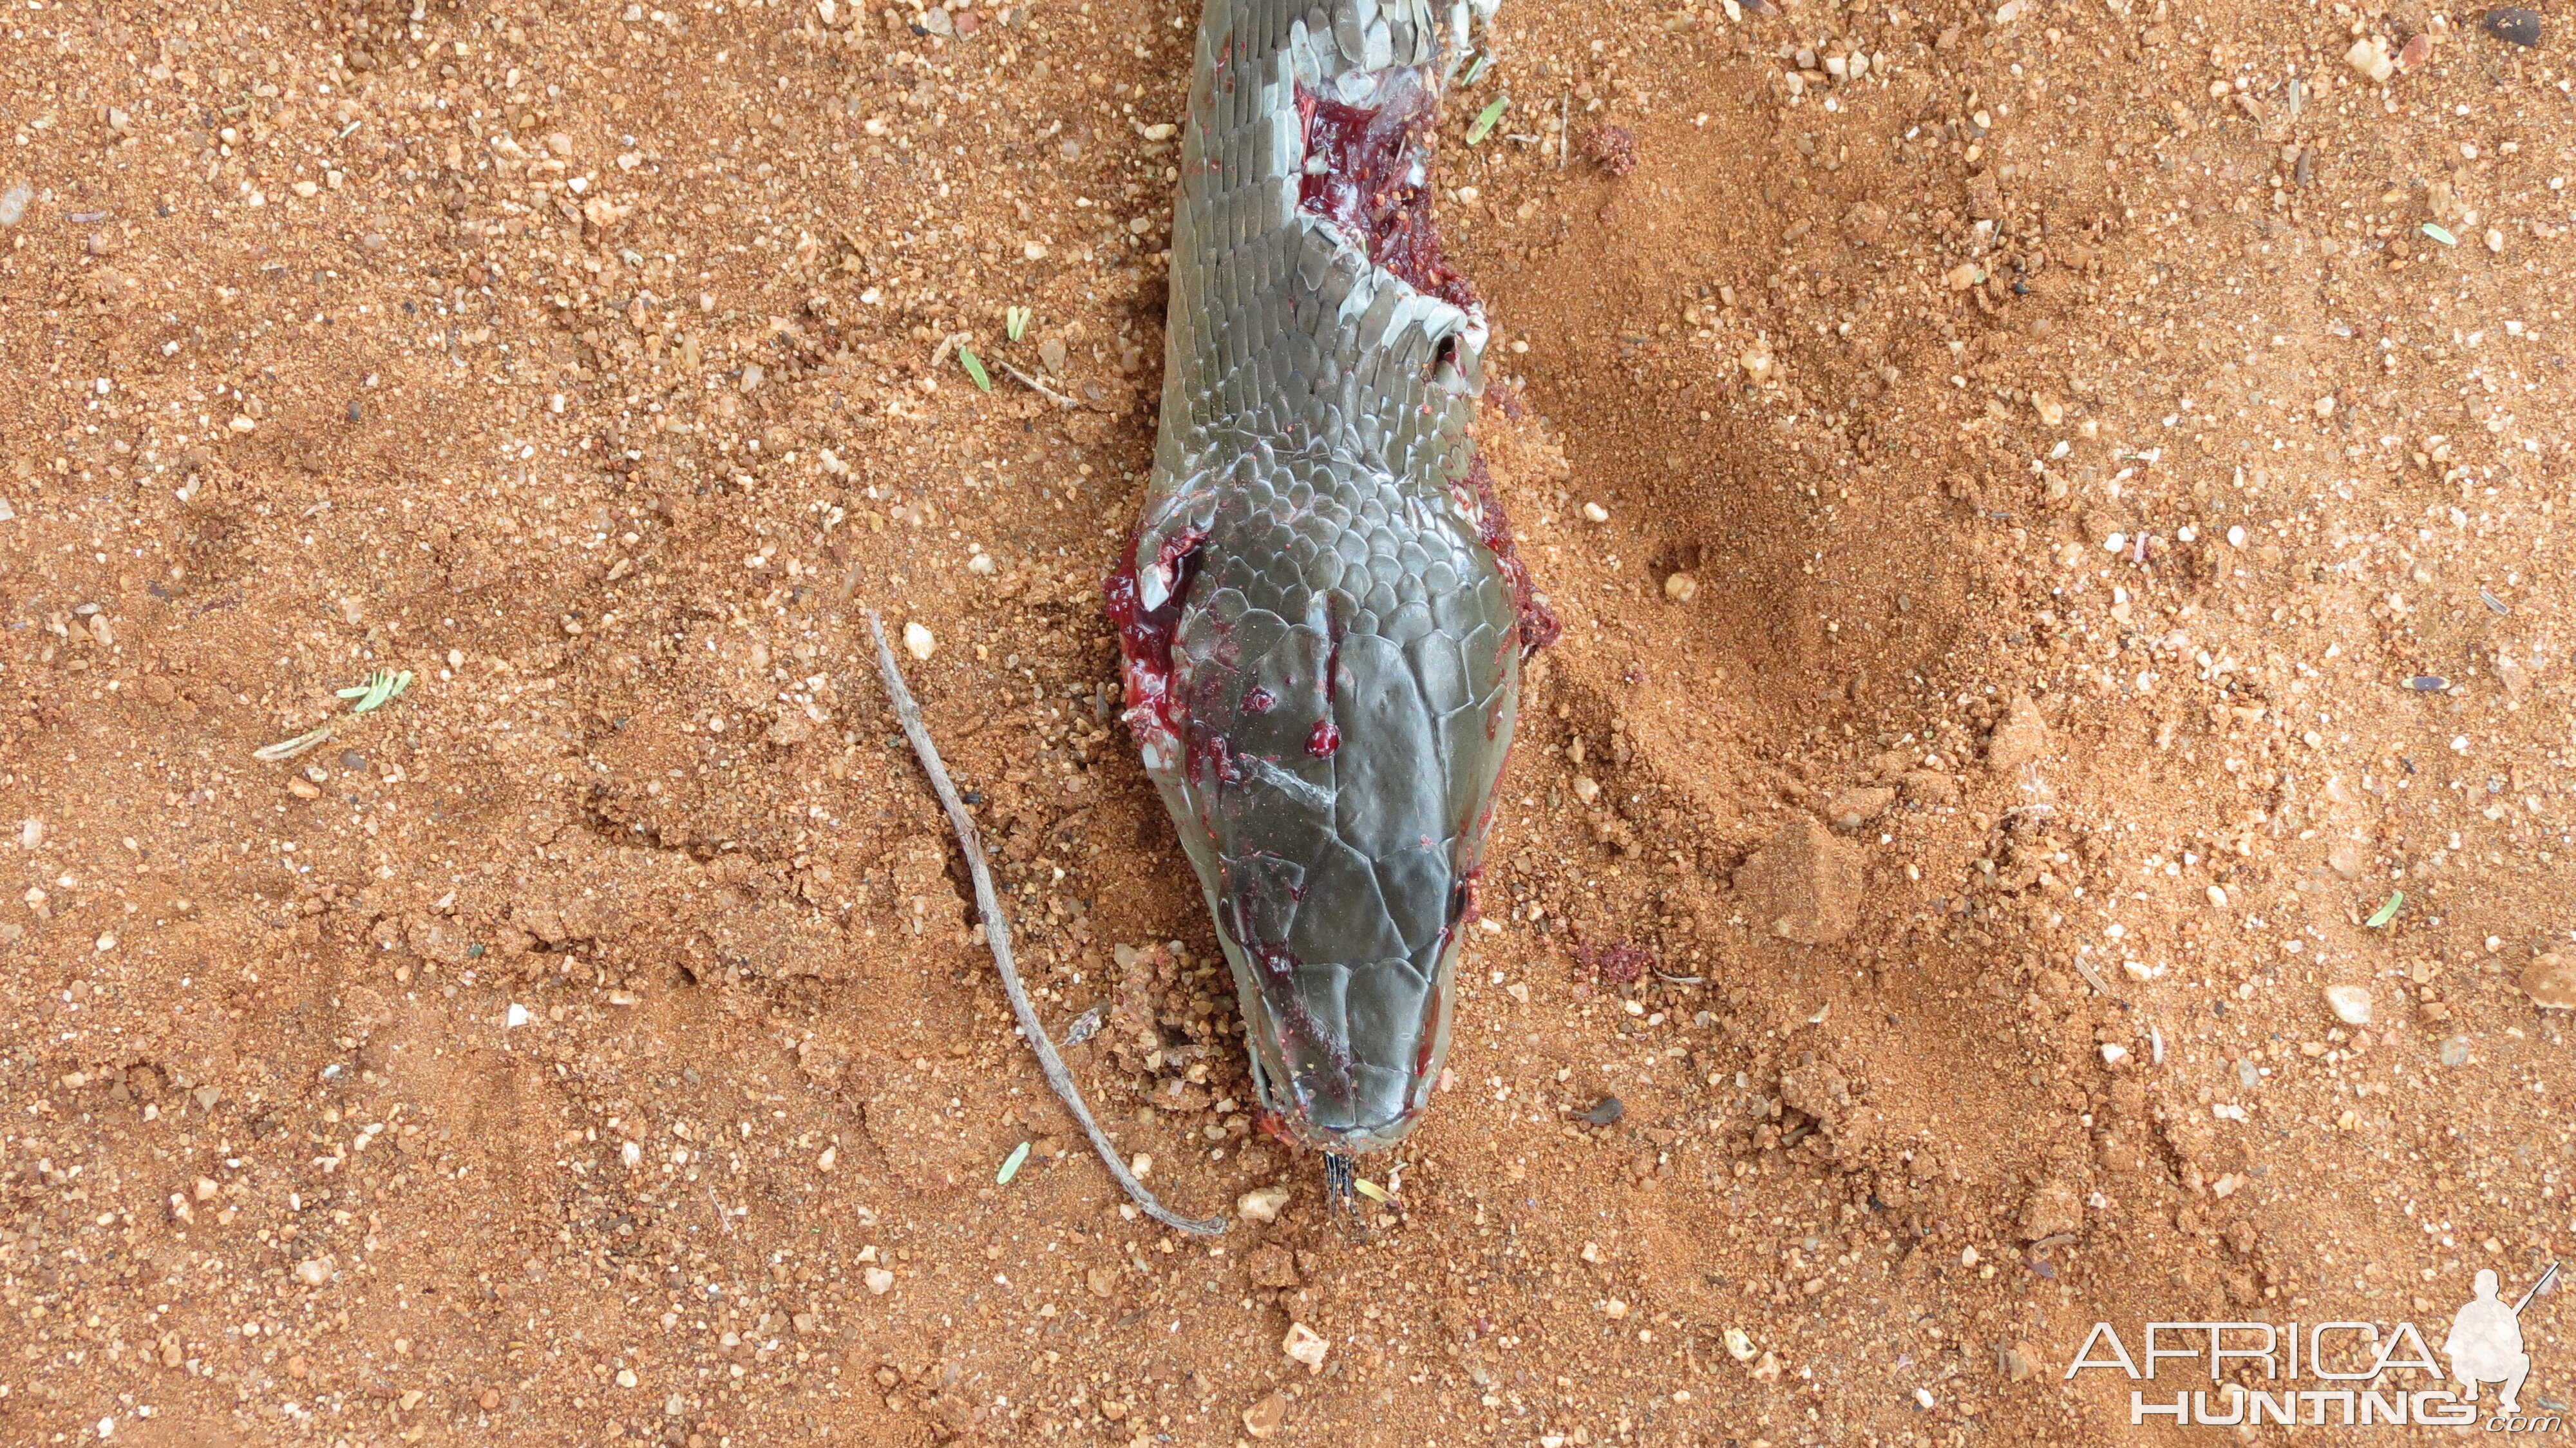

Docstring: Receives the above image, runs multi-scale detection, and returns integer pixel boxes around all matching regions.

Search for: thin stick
[994,357,1080,408]
[865,612,1226,1237]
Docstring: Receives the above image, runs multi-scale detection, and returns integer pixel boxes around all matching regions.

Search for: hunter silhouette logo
[2067,1262,2562,1430]
[2448,1264,2555,1416]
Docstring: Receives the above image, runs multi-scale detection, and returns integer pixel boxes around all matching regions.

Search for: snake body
[1108,0,1551,1156]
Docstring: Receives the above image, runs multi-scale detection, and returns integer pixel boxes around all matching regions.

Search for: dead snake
[1107,0,1554,1164]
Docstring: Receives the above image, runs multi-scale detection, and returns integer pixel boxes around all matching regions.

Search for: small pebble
[505,1002,531,1029]
[2481,7,2541,46]
[1576,1096,1624,1126]
[1236,1183,1292,1222]
[1724,1327,1758,1361]
[2407,675,2449,692]
[1571,776,1600,805]
[2323,985,2372,1026]
[2439,1035,2471,1067]
[17,819,40,850]
[2344,36,2393,81]
[0,182,30,228]
[1580,501,1609,523]
[0,495,15,523]
[902,622,936,660]
[2225,524,2248,548]
[864,1266,895,1293]
[1282,1322,1331,1372]
[1663,571,1698,602]
[2519,953,2576,1010]
[2100,1043,2129,1065]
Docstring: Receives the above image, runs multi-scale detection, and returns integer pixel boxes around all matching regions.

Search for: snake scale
[1106,0,1554,1161]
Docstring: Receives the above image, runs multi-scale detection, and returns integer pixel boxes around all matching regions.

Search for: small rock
[504,1002,531,1029]
[1984,694,2050,774]
[1282,1321,1330,1373]
[287,1355,308,1379]
[1662,571,1698,602]
[1738,348,1773,383]
[2519,953,2576,1009]
[615,1368,639,1389]
[1580,500,1609,523]
[1723,1327,1757,1361]
[2323,985,2372,1026]
[0,496,15,523]
[2099,1043,2128,1066]
[17,818,41,850]
[1581,124,1637,175]
[1236,1184,1292,1222]
[2326,844,2365,879]
[2481,7,2541,46]
[1575,1096,1624,1127]
[295,1257,331,1286]
[864,1266,896,1294]
[1824,786,1894,832]
[902,622,936,660]
[2397,30,2432,68]
[2018,1178,2082,1241]
[1731,817,1864,946]
[2344,36,2393,81]
[1571,776,1600,805]
[2002,1342,2036,1381]
[0,182,29,228]
[1899,768,1957,806]
[1242,1391,1289,1439]
[2439,1035,2472,1067]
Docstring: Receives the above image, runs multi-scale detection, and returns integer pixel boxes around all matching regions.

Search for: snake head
[1115,521,1520,1156]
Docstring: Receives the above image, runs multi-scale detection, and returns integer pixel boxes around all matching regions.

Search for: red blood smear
[1102,528,1206,753]
[1464,458,1560,654]
[1295,80,1477,311]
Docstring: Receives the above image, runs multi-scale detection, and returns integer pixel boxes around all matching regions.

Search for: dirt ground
[4,0,2575,1442]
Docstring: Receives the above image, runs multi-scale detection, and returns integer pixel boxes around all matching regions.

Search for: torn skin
[1295,73,1477,310]
[1102,527,1206,767]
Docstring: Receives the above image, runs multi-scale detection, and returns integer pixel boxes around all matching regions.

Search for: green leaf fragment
[959,344,993,392]
[2420,224,2457,247]
[996,1141,1032,1185]
[334,669,415,715]
[2366,891,2404,928]
[1466,95,1510,146]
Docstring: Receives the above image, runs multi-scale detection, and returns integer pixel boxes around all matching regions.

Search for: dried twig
[994,357,1080,408]
[865,612,1226,1236]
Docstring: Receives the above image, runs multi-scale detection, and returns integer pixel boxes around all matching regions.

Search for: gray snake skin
[1108,0,1553,1156]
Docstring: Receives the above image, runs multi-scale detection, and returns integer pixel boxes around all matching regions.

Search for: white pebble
[2225,525,2248,548]
[2102,532,2126,553]
[1282,1322,1331,1372]
[621,1141,643,1168]
[0,182,30,228]
[2206,885,2228,909]
[2323,985,2372,1026]
[902,622,936,660]
[1581,501,1609,523]
[864,1266,895,1294]
[505,1002,531,1029]
[17,818,41,850]
[966,553,996,575]
[1236,1184,1292,1222]
[2100,1043,2129,1065]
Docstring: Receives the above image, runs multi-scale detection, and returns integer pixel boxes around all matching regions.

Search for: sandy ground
[4,0,2575,1443]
